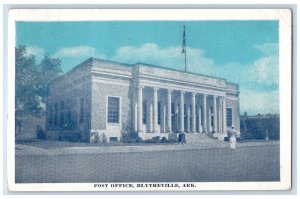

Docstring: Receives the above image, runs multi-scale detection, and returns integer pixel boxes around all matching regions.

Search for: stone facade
[46,58,240,142]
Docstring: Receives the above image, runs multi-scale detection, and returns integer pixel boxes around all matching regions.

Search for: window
[54,103,58,125]
[184,104,187,131]
[226,108,233,127]
[60,101,65,127]
[142,100,147,124]
[200,106,204,125]
[210,107,214,126]
[79,98,84,123]
[171,103,175,115]
[107,97,120,123]
[189,104,192,127]
[171,103,176,132]
[48,105,53,126]
[158,102,161,125]
[66,107,71,126]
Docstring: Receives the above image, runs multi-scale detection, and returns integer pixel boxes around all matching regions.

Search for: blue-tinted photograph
[15,20,280,183]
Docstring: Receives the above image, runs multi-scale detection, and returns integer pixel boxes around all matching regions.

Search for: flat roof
[135,62,227,82]
[52,57,239,87]
[92,58,230,82]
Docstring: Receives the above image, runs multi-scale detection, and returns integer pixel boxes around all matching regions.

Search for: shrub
[143,139,153,143]
[121,132,142,143]
[136,137,143,143]
[36,126,46,139]
[100,132,108,143]
[160,137,168,143]
[89,131,99,143]
[152,136,161,143]
[59,131,82,142]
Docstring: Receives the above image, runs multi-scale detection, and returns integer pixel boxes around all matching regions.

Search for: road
[15,143,280,183]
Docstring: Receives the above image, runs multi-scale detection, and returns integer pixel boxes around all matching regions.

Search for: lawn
[15,143,280,183]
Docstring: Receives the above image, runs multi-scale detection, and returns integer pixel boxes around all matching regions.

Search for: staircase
[185,133,219,144]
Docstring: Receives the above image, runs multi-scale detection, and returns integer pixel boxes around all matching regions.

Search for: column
[208,108,212,132]
[180,91,185,133]
[153,88,159,133]
[219,98,222,133]
[167,89,172,133]
[223,97,227,133]
[213,95,217,133]
[162,104,166,132]
[191,92,196,133]
[176,104,179,132]
[203,94,207,133]
[149,103,153,133]
[134,103,137,132]
[137,85,143,133]
[187,106,190,132]
[198,106,202,133]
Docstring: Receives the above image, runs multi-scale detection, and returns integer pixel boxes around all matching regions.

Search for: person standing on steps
[178,132,186,145]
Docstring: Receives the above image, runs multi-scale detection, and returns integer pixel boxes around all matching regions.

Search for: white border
[7,9,292,191]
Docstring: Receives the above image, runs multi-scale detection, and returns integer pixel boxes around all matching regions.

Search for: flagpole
[182,26,187,72]
[184,42,187,72]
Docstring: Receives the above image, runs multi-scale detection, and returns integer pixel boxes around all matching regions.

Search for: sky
[16,21,279,115]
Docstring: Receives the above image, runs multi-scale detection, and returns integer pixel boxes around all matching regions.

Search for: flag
[182,26,186,54]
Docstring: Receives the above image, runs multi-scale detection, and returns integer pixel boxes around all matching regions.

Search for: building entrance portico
[135,84,228,139]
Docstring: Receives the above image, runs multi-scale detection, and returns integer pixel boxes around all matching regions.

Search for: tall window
[54,103,58,125]
[48,105,53,126]
[226,108,233,127]
[196,105,199,131]
[210,107,214,126]
[107,97,120,123]
[142,100,147,124]
[79,98,84,124]
[60,101,65,127]
[200,106,203,126]
[184,104,187,131]
[171,103,175,115]
[66,106,71,127]
[171,103,176,132]
[157,102,161,125]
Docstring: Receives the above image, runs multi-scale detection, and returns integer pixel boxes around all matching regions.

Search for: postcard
[7,9,292,191]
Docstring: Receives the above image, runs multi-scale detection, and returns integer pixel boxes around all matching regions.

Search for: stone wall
[90,79,133,140]
[89,59,133,141]
[46,61,92,141]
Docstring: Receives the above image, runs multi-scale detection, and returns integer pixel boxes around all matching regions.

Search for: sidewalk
[15,139,279,156]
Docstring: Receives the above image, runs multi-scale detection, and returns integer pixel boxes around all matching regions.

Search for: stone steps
[185,133,219,144]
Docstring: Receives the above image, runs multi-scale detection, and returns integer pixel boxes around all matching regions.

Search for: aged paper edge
[7,9,292,192]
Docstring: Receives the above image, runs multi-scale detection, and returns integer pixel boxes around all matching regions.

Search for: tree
[15,45,62,116]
